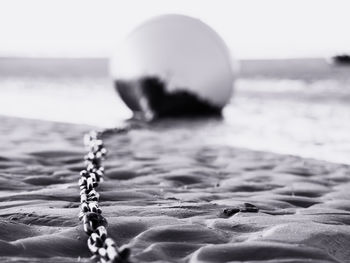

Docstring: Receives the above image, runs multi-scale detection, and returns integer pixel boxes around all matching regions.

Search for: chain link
[79,130,131,263]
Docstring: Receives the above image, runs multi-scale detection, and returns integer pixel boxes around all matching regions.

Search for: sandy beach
[1,0,350,261]
[1,114,350,262]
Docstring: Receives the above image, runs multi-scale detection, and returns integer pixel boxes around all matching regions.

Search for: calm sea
[1,57,350,164]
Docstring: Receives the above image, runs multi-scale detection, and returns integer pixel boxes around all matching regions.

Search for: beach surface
[1,115,350,262]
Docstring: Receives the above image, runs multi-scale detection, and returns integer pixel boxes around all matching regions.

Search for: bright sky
[1,0,350,59]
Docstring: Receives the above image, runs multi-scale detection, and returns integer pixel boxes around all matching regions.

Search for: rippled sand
[0,115,349,262]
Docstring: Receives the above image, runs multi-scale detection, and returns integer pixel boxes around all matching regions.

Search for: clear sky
[1,0,349,59]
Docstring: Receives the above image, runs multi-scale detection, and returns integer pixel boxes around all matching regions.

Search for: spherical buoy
[111,14,236,119]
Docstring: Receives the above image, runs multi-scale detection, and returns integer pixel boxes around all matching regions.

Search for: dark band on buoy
[115,76,222,119]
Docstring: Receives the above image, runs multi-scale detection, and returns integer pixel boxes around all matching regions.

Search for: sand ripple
[0,116,349,262]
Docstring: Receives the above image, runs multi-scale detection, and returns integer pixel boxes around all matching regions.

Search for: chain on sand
[79,128,131,263]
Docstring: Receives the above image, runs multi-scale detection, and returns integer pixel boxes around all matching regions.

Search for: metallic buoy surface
[111,14,235,119]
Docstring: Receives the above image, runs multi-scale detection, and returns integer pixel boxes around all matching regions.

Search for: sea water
[0,58,350,164]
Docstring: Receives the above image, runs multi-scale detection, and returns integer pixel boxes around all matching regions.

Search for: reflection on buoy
[111,14,236,119]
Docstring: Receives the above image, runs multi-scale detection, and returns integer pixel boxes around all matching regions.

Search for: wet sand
[0,115,350,262]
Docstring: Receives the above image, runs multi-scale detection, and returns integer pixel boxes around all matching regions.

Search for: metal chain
[79,128,132,263]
